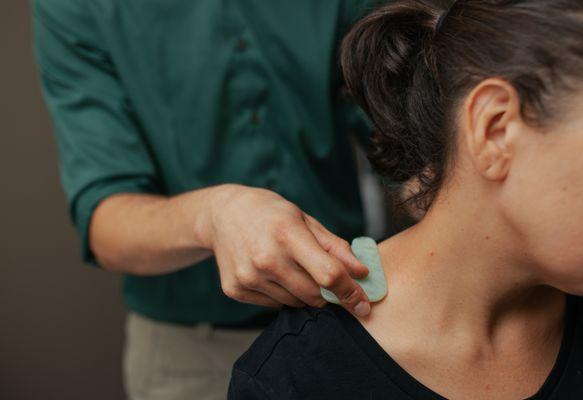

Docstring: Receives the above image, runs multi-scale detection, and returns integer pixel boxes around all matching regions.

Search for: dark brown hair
[341,0,583,212]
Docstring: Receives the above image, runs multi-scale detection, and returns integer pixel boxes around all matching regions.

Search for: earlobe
[463,78,520,182]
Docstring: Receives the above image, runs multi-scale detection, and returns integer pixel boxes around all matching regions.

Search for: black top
[229,296,583,399]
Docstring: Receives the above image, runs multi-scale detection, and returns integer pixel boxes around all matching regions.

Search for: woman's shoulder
[229,304,371,399]
[232,305,347,376]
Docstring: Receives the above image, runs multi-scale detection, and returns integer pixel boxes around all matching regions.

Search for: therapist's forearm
[90,184,373,315]
[89,187,222,275]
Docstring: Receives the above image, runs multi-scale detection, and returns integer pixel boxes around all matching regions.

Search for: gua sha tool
[320,236,388,304]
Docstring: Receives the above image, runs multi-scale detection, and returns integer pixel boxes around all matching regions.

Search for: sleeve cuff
[71,176,160,266]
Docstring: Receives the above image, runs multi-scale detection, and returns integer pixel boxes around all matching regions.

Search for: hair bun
[342,0,583,213]
[341,0,445,209]
[341,1,439,107]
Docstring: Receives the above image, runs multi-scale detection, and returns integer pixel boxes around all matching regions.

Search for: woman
[228,0,583,398]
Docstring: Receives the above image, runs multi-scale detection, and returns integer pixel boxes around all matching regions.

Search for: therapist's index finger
[282,223,371,317]
[303,214,369,279]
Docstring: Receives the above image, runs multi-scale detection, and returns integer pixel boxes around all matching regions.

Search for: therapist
[33,1,375,399]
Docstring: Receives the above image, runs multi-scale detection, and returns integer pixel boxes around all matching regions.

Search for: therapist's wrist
[191,183,246,251]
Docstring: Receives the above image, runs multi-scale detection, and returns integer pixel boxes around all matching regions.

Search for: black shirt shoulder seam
[253,307,328,376]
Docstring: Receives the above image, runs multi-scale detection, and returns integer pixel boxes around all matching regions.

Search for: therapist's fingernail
[354,301,370,317]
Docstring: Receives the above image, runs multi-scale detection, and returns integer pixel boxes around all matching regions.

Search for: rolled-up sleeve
[33,1,160,265]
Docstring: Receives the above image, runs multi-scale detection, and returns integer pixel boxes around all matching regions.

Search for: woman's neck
[372,196,566,361]
[363,197,567,398]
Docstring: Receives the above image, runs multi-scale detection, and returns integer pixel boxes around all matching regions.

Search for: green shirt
[33,0,374,324]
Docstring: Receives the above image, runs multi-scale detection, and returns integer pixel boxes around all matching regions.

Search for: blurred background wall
[1,1,126,399]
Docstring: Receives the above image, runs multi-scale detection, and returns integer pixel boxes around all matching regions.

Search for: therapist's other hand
[201,184,371,317]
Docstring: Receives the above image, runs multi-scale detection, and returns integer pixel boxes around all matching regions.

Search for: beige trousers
[123,312,263,400]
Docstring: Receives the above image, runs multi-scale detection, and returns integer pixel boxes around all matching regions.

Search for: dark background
[1,1,126,399]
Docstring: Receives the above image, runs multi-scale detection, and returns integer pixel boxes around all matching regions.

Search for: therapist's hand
[201,184,371,317]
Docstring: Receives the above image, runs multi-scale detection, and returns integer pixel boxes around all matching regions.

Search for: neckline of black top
[329,295,576,400]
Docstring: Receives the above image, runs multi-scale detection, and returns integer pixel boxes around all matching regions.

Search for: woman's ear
[462,78,522,181]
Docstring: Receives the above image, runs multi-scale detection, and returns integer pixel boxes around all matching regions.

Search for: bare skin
[355,80,583,399]
[90,184,371,316]
[362,215,565,399]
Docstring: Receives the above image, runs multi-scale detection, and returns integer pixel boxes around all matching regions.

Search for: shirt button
[236,38,248,51]
[250,111,260,125]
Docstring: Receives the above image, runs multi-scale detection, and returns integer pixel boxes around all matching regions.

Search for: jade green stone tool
[320,237,388,304]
